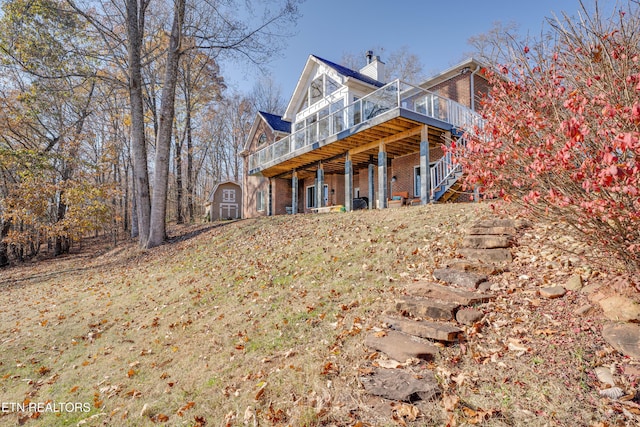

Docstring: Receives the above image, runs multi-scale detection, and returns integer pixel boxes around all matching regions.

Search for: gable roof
[312,55,385,88]
[240,111,291,156]
[284,54,386,121]
[208,180,241,203]
[258,111,291,134]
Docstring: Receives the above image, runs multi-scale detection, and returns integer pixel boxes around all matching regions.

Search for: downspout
[470,65,481,111]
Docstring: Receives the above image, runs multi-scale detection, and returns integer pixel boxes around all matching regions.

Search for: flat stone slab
[462,235,513,249]
[459,248,513,263]
[539,286,567,299]
[456,308,484,325]
[467,226,517,236]
[433,268,488,289]
[446,260,502,276]
[365,330,438,361]
[395,296,459,321]
[599,296,640,322]
[383,316,463,342]
[404,281,493,305]
[360,368,440,402]
[602,323,640,359]
[472,219,517,229]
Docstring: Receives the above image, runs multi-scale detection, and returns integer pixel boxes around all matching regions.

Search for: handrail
[249,79,483,173]
[430,137,466,200]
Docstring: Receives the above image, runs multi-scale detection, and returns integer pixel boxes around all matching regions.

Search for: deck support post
[420,126,431,205]
[345,154,353,212]
[291,171,298,214]
[315,165,324,209]
[378,144,387,209]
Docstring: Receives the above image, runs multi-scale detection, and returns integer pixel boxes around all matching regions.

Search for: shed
[205,181,242,221]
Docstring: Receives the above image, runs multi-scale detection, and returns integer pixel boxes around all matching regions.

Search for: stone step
[365,330,438,362]
[432,268,488,289]
[459,248,513,263]
[467,226,517,236]
[395,296,459,321]
[445,260,503,276]
[404,281,494,305]
[462,235,513,249]
[359,368,440,402]
[472,219,517,228]
[382,315,463,342]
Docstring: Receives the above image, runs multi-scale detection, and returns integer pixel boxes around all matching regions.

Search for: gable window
[310,77,323,105]
[303,74,341,109]
[257,132,267,147]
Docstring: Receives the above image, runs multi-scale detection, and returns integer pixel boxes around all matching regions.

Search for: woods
[0,0,299,264]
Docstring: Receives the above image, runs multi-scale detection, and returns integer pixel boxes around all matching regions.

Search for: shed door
[220,203,239,219]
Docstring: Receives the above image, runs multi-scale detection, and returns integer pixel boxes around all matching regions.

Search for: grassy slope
[0,204,634,426]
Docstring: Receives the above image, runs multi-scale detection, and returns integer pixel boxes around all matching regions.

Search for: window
[257,133,267,147]
[222,189,236,202]
[310,77,323,105]
[257,191,265,212]
[306,186,316,209]
[325,76,339,95]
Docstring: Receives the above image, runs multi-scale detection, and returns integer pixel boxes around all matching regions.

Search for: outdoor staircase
[359,219,522,402]
[429,137,466,202]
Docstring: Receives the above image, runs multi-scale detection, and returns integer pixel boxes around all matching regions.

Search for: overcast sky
[220,0,613,98]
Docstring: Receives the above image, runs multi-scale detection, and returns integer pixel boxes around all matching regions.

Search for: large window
[303,74,341,109]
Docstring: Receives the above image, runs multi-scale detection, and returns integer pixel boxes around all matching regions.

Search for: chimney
[359,51,386,83]
[365,50,373,64]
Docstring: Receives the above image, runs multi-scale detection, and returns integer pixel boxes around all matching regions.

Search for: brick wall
[430,72,490,112]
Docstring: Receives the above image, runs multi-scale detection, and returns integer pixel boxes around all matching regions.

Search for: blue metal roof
[259,111,291,133]
[312,55,385,88]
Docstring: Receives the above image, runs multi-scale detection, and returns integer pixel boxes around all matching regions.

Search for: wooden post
[420,126,431,205]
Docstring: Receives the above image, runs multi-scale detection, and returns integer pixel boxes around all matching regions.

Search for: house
[240,53,489,218]
[205,181,242,221]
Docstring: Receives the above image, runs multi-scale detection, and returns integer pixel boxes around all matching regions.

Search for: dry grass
[0,203,637,426]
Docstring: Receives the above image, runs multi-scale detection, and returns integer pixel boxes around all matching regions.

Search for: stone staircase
[359,218,523,402]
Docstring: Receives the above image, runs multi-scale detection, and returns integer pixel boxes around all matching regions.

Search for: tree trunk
[126,0,151,246]
[146,0,185,248]
[0,220,11,268]
[175,131,183,224]
[186,96,194,222]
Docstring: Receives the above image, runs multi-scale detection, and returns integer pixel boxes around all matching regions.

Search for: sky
[220,0,606,99]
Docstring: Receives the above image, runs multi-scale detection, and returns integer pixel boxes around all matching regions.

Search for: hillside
[0,203,638,426]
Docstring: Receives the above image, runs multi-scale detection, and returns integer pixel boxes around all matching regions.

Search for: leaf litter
[0,204,638,425]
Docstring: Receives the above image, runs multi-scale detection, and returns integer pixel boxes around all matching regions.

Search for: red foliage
[452,4,640,271]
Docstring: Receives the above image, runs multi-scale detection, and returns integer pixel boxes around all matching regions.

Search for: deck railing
[248,80,483,173]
